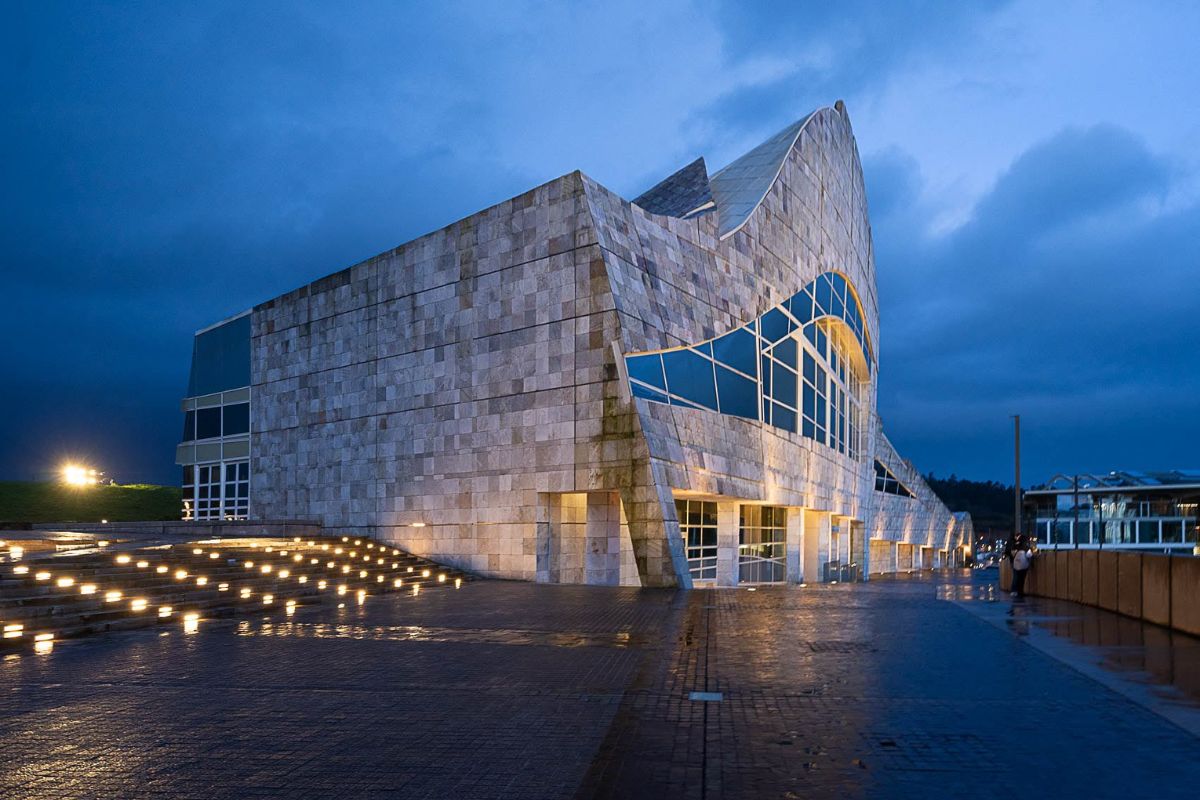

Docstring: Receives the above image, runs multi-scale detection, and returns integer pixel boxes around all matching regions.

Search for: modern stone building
[177,102,972,588]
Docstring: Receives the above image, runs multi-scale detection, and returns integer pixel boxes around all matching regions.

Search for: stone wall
[1002,550,1200,636]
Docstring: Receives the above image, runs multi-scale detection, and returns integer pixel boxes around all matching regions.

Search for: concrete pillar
[585,491,621,586]
[803,510,829,583]
[715,502,740,587]
[786,507,804,583]
[851,520,866,579]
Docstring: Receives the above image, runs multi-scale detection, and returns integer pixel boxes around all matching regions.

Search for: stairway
[0,535,474,652]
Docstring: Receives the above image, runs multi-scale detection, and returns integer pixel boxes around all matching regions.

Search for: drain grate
[807,641,876,654]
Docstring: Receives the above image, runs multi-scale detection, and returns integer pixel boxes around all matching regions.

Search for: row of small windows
[182,402,249,442]
[626,272,870,460]
[873,460,915,498]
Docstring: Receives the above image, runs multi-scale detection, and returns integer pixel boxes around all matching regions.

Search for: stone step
[1,536,476,650]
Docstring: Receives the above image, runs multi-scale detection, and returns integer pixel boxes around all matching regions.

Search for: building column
[716,501,739,587]
[803,510,830,583]
[786,507,804,584]
[585,491,621,586]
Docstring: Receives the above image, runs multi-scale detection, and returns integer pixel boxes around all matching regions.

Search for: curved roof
[708,110,820,238]
[1036,470,1200,492]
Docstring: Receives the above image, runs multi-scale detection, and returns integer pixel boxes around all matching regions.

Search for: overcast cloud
[2,0,1197,484]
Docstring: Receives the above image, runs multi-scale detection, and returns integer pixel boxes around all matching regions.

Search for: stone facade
[209,102,970,588]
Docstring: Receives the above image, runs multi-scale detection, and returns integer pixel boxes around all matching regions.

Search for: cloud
[0,1,1196,487]
[868,124,1200,481]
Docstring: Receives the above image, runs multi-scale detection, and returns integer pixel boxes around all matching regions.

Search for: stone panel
[1141,554,1171,628]
[1171,556,1200,636]
[1080,549,1099,607]
[1117,552,1143,619]
[1097,551,1119,611]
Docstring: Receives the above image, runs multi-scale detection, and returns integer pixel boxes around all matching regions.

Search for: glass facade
[738,505,787,583]
[187,314,251,397]
[874,460,914,498]
[180,313,253,521]
[183,461,249,520]
[626,272,871,460]
[1031,492,1199,549]
[676,499,718,582]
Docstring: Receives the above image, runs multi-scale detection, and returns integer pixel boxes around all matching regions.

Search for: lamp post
[1073,474,1080,549]
[1012,415,1021,541]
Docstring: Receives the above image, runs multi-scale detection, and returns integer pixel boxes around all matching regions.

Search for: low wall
[1001,550,1200,637]
[32,519,324,539]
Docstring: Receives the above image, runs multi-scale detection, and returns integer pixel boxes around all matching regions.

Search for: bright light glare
[62,464,99,486]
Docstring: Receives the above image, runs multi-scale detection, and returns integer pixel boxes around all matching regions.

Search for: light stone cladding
[242,102,970,588]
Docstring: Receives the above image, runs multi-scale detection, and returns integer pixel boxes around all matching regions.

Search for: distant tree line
[924,474,1014,535]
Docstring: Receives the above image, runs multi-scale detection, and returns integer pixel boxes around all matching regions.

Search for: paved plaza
[2,572,1198,799]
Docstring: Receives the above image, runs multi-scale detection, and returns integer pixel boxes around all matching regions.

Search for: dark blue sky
[3,1,1198,486]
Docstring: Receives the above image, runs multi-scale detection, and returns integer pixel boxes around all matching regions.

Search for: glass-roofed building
[1027,470,1200,552]
[176,101,972,587]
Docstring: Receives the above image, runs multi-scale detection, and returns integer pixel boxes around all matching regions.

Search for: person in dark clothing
[1010,535,1033,598]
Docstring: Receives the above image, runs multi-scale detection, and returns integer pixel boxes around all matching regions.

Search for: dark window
[815,274,833,314]
[712,326,758,376]
[788,289,813,324]
[627,354,666,390]
[181,410,196,442]
[830,271,847,296]
[831,290,845,321]
[222,403,250,435]
[771,361,797,408]
[196,407,222,440]
[771,403,797,433]
[759,308,792,343]
[663,348,717,410]
[631,382,669,403]
[802,351,816,385]
[772,336,797,372]
[716,365,758,420]
[187,315,251,397]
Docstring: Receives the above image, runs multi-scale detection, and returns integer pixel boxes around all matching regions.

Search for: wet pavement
[1,571,1198,798]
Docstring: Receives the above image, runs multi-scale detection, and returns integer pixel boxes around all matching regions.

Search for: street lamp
[62,464,100,487]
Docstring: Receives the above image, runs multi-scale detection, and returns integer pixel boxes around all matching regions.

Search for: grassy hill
[0,481,182,525]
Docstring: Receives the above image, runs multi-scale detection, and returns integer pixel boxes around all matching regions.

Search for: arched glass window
[625,271,873,460]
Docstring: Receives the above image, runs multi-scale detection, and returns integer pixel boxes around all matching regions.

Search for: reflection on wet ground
[948,571,1200,737]
[2,573,1198,798]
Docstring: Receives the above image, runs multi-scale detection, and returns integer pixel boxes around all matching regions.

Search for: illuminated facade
[178,102,971,587]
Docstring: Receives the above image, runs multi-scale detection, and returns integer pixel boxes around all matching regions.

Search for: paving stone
[1,574,1196,799]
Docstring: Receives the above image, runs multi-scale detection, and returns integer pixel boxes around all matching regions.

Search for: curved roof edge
[709,106,834,240]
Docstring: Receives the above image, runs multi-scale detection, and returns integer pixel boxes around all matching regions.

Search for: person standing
[1010,536,1033,598]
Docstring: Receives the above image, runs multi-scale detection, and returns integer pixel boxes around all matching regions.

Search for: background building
[177,102,971,587]
[1028,470,1200,552]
